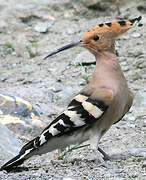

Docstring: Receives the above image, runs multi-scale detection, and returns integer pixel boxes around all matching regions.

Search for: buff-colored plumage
[0,16,142,172]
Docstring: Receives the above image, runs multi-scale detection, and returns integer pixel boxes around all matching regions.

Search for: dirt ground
[0,0,146,179]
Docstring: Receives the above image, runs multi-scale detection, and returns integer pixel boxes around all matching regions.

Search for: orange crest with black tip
[81,16,142,54]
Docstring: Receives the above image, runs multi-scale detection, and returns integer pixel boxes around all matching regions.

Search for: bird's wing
[29,92,109,149]
[0,90,113,172]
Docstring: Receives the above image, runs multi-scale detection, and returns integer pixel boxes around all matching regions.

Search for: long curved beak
[44,40,82,59]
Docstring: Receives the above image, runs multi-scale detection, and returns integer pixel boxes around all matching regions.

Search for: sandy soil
[0,0,146,179]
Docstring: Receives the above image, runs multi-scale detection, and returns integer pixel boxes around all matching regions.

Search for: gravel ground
[0,0,146,179]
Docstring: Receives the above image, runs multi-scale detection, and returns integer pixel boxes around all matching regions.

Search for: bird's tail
[0,137,39,172]
[0,154,26,172]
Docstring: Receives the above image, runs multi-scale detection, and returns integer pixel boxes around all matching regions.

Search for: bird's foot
[96,152,109,168]
[98,147,111,161]
[98,147,126,161]
[90,149,109,168]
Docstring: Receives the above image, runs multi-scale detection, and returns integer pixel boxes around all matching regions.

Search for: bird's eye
[93,35,99,41]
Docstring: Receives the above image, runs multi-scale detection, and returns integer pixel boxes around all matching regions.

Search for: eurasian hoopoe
[1,16,142,172]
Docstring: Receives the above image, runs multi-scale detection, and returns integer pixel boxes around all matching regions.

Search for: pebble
[127,123,135,128]
[83,0,106,10]
[49,84,62,93]
[130,133,136,137]
[131,32,141,38]
[127,115,136,121]
[120,61,127,66]
[79,80,86,86]
[128,148,146,155]
[122,35,129,40]
[66,28,74,35]
[32,119,45,128]
[122,66,129,72]
[34,22,54,33]
[63,178,75,180]
[142,161,146,168]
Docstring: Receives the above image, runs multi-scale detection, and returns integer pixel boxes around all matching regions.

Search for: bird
[0,16,142,172]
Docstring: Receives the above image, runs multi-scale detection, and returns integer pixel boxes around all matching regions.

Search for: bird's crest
[86,16,142,38]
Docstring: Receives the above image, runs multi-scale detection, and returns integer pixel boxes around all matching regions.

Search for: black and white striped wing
[36,93,108,147]
[0,93,109,171]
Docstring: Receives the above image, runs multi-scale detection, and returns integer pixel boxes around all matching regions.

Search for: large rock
[0,123,20,160]
[0,91,45,137]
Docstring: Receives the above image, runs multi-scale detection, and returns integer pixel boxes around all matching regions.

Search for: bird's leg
[90,149,108,168]
[90,136,108,167]
[98,147,111,160]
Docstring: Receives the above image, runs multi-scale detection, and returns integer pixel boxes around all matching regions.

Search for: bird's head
[44,16,142,59]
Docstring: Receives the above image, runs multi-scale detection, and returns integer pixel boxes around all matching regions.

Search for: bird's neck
[89,51,126,90]
[94,51,122,71]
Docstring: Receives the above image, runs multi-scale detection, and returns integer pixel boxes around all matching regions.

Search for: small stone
[128,148,146,155]
[130,133,136,137]
[79,80,86,86]
[49,84,62,93]
[123,66,129,72]
[34,22,54,33]
[66,28,74,35]
[122,35,129,40]
[131,32,141,38]
[127,123,135,128]
[83,0,100,7]
[120,61,127,66]
[116,41,120,48]
[127,115,136,121]
[63,177,75,180]
[142,161,146,168]
[32,119,45,128]
[0,77,7,82]
[138,152,146,157]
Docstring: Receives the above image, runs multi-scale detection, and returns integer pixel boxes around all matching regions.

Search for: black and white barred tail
[0,138,36,171]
